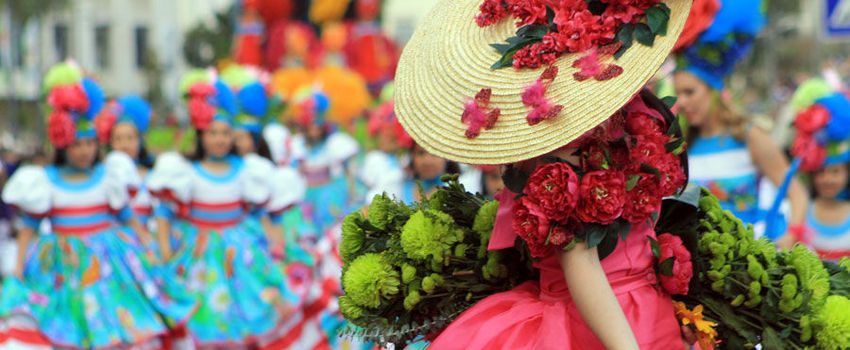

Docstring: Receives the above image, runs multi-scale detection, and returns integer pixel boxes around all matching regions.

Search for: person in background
[360,100,413,203]
[674,0,807,246]
[0,62,197,349]
[787,79,850,261]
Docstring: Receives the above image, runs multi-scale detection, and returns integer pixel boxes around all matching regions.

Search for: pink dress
[428,190,682,350]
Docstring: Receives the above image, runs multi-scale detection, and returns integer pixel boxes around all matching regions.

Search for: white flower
[209,286,232,313]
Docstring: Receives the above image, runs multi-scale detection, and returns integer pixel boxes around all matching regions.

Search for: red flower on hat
[462,88,501,139]
[576,170,626,224]
[476,0,509,27]
[48,85,90,112]
[657,233,693,295]
[94,107,118,144]
[792,134,827,172]
[188,97,216,131]
[47,110,77,148]
[794,105,831,134]
[509,0,551,26]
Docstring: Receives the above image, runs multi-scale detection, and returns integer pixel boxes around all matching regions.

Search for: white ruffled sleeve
[268,166,307,215]
[147,152,193,205]
[263,123,291,165]
[241,154,274,208]
[104,151,141,191]
[326,132,359,164]
[103,163,132,213]
[1,165,50,216]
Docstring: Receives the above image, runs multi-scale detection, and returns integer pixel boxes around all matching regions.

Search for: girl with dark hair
[786,80,850,261]
[0,62,197,349]
[148,70,302,348]
[360,100,414,203]
[94,95,156,231]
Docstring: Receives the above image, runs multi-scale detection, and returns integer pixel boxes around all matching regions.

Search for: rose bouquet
[657,187,850,350]
[338,176,537,346]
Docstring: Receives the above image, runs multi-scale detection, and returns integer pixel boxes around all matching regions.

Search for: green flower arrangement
[339,175,535,346]
[659,186,850,349]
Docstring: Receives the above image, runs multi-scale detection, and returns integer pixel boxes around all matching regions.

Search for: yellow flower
[673,301,718,350]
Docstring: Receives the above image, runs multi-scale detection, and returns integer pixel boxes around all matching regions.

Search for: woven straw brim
[395,0,692,165]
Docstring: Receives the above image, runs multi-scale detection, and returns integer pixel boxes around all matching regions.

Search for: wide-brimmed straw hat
[395,0,692,164]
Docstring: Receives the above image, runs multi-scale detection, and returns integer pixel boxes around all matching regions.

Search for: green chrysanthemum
[368,194,394,230]
[401,263,417,284]
[474,201,499,259]
[840,257,850,272]
[786,245,831,311]
[342,253,401,309]
[404,290,422,311]
[814,296,850,350]
[340,212,365,262]
[339,295,366,320]
[400,210,463,269]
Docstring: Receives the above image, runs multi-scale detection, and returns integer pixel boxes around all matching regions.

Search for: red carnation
[47,110,77,148]
[509,0,550,26]
[622,174,663,223]
[512,198,553,258]
[576,170,626,224]
[792,134,827,172]
[476,0,509,27]
[525,162,580,223]
[94,109,118,144]
[187,83,217,99]
[794,105,831,134]
[602,0,658,25]
[188,97,216,131]
[625,112,663,136]
[48,85,90,112]
[657,233,693,295]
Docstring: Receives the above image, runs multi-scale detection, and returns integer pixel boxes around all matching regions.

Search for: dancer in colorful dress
[360,100,413,202]
[673,0,808,245]
[0,62,198,349]
[785,79,850,261]
[95,95,156,241]
[392,0,694,348]
[291,87,360,233]
[148,71,301,348]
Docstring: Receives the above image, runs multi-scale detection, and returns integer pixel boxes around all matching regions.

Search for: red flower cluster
[462,88,501,139]
[47,110,77,149]
[477,0,661,70]
[47,85,90,113]
[511,98,687,257]
[187,83,218,131]
[94,102,119,144]
[791,104,831,171]
[657,233,693,295]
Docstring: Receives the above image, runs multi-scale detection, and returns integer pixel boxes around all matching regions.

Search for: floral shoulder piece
[504,95,686,259]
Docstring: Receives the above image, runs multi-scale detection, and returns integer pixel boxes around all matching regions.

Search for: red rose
[525,162,580,223]
[657,233,693,295]
[576,170,626,224]
[656,153,687,197]
[47,110,77,148]
[622,174,663,223]
[548,225,575,246]
[512,199,553,258]
[625,112,663,136]
[629,134,668,167]
[794,105,831,134]
[792,135,827,172]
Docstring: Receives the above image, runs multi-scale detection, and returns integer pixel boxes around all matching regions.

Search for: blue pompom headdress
[179,69,239,130]
[94,95,153,143]
[676,0,765,90]
[220,65,275,135]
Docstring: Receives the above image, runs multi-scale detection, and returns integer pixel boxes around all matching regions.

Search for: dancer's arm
[560,242,639,350]
[15,227,34,279]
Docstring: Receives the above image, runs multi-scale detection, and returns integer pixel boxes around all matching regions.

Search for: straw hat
[395,0,692,164]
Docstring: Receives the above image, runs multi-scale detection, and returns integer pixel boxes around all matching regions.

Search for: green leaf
[640,163,661,177]
[617,220,632,241]
[614,24,635,59]
[490,37,541,70]
[648,236,661,258]
[517,24,549,39]
[546,5,556,24]
[597,232,619,260]
[645,5,670,36]
[761,327,786,350]
[502,166,530,194]
[626,175,641,191]
[659,257,675,277]
[489,43,511,55]
[634,23,655,47]
[665,137,685,153]
[661,96,677,109]
[585,225,606,249]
